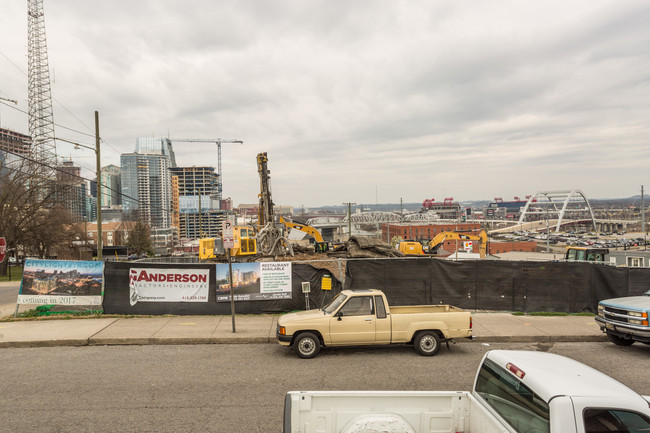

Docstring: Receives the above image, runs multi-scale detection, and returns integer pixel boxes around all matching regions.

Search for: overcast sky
[1,1,649,208]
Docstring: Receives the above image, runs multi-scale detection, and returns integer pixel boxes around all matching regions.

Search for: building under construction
[0,128,31,169]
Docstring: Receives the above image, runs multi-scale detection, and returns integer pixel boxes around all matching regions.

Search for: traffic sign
[0,237,6,263]
[222,220,234,249]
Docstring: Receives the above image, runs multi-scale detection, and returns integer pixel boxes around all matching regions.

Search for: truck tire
[414,331,441,356]
[294,332,321,359]
[606,332,635,346]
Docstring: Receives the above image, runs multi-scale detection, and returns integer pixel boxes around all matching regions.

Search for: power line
[0,99,93,138]
[0,99,125,158]
[1,148,172,214]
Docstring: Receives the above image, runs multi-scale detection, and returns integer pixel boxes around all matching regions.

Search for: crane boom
[170,138,243,201]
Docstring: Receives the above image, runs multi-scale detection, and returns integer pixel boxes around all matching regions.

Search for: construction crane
[170,138,243,201]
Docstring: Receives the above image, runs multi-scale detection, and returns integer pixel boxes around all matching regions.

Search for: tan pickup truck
[276,289,473,358]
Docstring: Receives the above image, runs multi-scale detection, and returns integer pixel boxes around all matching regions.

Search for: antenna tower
[27,0,57,173]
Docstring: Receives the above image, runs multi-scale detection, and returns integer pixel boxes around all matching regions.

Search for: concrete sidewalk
[0,312,606,349]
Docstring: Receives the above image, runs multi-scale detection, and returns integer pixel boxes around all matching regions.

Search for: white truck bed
[283,390,510,433]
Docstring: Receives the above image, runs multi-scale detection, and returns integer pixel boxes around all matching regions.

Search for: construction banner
[129,267,210,305]
[18,259,103,306]
[216,262,292,302]
[103,261,341,315]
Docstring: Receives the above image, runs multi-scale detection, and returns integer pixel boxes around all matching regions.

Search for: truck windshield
[476,358,550,433]
[323,293,347,314]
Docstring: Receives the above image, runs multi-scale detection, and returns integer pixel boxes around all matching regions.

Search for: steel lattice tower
[27,0,57,172]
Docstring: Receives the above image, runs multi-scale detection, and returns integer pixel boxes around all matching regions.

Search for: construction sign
[222,220,234,249]
[18,259,104,306]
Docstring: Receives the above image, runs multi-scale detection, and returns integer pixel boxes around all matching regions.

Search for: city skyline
[1,1,649,207]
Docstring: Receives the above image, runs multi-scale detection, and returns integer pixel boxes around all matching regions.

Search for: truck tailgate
[284,390,509,433]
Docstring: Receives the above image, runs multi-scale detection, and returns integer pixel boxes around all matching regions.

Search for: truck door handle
[365,318,373,322]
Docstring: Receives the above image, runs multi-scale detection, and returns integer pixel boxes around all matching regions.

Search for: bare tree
[0,158,78,274]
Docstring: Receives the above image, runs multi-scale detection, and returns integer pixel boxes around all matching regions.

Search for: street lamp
[57,111,102,260]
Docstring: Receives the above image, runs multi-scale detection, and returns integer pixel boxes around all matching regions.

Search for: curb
[0,334,607,349]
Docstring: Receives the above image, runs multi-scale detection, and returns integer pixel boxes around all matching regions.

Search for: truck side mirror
[336,311,343,321]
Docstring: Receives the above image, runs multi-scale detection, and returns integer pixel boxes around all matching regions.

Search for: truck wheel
[606,332,635,346]
[414,331,441,356]
[294,332,321,359]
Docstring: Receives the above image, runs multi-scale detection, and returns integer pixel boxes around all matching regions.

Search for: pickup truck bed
[284,391,509,433]
[284,350,650,433]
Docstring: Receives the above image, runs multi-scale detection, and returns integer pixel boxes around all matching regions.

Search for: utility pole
[198,191,202,238]
[343,202,356,239]
[95,111,102,260]
[642,185,646,250]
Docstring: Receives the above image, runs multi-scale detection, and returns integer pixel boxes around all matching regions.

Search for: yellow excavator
[279,217,329,253]
[428,230,488,258]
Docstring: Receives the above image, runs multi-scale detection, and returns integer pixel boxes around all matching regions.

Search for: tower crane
[170,138,243,201]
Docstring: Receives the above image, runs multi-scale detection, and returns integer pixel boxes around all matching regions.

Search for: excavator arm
[428,230,488,258]
[279,217,324,242]
[279,217,328,253]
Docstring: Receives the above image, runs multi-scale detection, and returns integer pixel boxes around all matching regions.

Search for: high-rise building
[0,128,31,171]
[120,138,176,229]
[169,166,230,239]
[135,137,177,167]
[57,160,89,222]
[100,164,122,207]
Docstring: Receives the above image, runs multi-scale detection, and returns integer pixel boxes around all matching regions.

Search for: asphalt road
[0,341,648,432]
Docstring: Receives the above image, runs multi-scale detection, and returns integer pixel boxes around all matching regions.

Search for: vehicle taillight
[506,362,526,379]
[470,316,473,329]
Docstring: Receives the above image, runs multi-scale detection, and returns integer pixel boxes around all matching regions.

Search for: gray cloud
[1,0,649,206]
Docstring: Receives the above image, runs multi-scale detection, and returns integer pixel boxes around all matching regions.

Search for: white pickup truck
[277,289,473,358]
[283,350,650,433]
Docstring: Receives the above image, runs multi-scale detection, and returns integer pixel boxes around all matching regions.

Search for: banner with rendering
[216,261,292,302]
[18,259,104,305]
[129,267,210,306]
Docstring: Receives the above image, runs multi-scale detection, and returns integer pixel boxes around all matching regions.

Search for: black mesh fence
[100,258,647,315]
[345,258,649,313]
